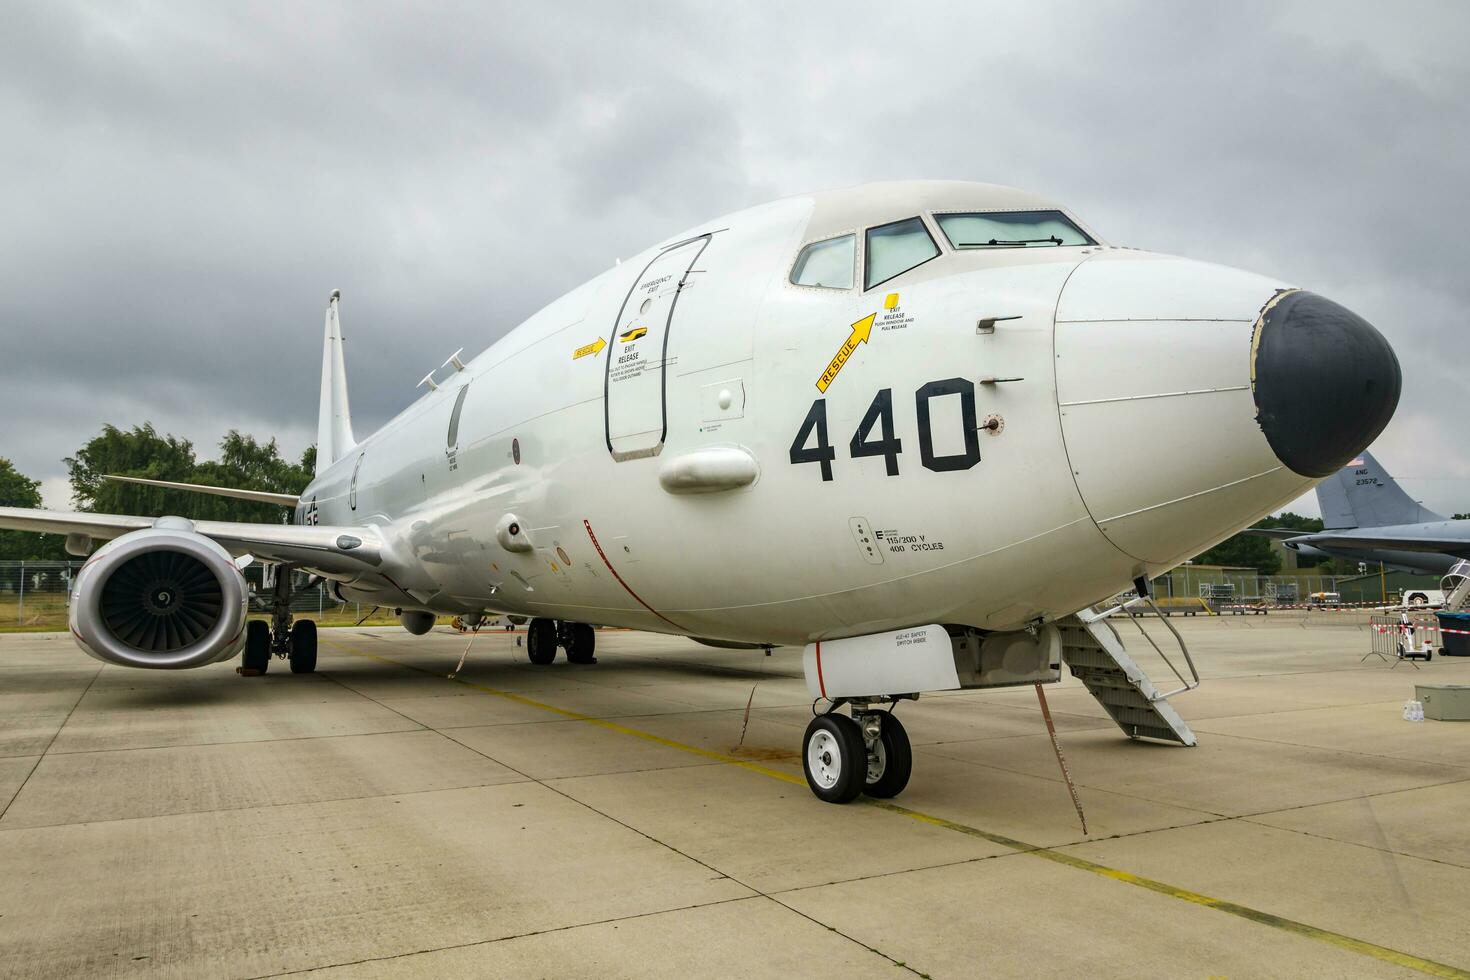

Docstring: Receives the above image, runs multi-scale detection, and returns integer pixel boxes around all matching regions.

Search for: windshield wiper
[962,236,1064,248]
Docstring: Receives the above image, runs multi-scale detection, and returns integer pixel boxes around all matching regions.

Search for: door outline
[603,233,714,460]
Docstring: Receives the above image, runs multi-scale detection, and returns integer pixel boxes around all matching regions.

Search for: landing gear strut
[801,701,912,804]
[240,566,316,675]
[269,567,293,658]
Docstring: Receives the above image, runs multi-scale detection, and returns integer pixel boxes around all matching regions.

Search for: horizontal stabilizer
[104,475,299,507]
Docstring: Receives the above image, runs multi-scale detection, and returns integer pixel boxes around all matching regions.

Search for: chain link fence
[1150,567,1422,606]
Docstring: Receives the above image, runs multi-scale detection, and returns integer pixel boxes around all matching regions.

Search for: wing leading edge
[0,506,382,574]
[1301,524,1470,557]
[102,475,299,507]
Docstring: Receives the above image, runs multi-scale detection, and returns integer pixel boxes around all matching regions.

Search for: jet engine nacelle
[68,519,249,669]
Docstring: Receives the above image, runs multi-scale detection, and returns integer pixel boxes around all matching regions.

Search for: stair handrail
[1079,594,1200,698]
[1127,595,1201,698]
[1441,561,1470,613]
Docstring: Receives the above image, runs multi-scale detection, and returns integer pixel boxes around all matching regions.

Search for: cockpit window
[935,210,1094,249]
[865,217,939,289]
[790,234,855,289]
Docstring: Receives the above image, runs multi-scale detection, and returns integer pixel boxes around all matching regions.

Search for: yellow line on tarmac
[326,636,1469,980]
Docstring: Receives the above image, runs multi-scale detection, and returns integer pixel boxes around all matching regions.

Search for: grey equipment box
[1414,684,1470,721]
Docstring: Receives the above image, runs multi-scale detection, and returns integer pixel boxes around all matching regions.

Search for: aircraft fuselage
[296,181,1392,646]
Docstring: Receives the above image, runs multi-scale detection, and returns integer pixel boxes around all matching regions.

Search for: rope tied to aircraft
[1034,682,1087,835]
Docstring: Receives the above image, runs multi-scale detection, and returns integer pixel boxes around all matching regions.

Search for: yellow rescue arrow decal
[572,337,607,360]
[815,313,876,393]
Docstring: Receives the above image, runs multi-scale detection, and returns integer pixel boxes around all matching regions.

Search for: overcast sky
[2,1,1467,516]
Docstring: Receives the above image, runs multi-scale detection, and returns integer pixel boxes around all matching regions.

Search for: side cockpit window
[790,234,855,289]
[935,210,1094,249]
[865,217,939,290]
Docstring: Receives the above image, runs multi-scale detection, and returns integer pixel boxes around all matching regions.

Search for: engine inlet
[99,551,225,653]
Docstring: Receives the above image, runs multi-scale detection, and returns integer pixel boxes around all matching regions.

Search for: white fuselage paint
[298,182,1316,647]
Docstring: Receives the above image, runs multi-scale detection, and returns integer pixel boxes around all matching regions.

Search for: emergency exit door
[604,235,709,460]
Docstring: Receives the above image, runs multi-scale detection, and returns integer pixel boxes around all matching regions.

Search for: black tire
[566,623,597,664]
[863,713,912,799]
[242,620,270,674]
[802,714,865,804]
[527,618,558,665]
[289,619,318,674]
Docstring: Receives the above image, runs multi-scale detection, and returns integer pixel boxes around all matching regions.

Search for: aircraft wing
[1303,527,1470,557]
[1239,527,1309,540]
[103,474,299,507]
[0,506,383,574]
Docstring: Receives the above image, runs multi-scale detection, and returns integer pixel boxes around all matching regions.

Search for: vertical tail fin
[1314,450,1443,529]
[316,290,356,474]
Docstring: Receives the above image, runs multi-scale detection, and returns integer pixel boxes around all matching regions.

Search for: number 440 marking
[789,378,982,481]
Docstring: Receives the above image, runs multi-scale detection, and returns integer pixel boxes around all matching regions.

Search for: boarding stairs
[1442,561,1470,613]
[1057,597,1200,746]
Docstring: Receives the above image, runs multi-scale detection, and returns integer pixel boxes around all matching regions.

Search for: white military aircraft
[0,181,1400,803]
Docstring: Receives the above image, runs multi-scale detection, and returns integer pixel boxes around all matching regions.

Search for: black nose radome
[1251,290,1400,478]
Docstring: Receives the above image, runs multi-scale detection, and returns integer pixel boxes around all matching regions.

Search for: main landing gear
[526,618,597,665]
[240,567,318,676]
[802,701,912,804]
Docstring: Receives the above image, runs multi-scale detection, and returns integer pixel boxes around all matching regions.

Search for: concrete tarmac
[1,614,1467,978]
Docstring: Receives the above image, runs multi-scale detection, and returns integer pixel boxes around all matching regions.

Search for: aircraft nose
[1251,291,1400,478]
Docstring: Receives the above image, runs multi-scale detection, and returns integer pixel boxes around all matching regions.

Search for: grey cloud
[1,0,1466,516]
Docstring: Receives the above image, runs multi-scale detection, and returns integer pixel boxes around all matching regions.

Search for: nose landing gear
[801,701,912,804]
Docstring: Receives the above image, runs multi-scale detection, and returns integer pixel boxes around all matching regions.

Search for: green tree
[1252,510,1328,568]
[1195,531,1282,575]
[190,432,314,523]
[65,424,313,523]
[0,458,67,560]
[1455,513,1468,520]
[66,423,197,515]
[1257,511,1323,533]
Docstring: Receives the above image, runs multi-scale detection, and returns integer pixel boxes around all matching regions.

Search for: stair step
[1444,561,1470,613]
[1058,615,1197,746]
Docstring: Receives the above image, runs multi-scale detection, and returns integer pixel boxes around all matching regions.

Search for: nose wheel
[801,705,912,804]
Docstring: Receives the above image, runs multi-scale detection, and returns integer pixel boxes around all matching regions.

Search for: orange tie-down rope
[1035,682,1087,835]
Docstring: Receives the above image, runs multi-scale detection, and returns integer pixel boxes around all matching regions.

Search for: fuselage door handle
[976,315,1022,335]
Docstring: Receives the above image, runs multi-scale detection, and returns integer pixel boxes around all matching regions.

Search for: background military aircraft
[1249,451,1467,575]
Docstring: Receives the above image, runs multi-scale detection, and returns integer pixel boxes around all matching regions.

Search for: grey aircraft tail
[1315,450,1444,529]
[316,289,356,475]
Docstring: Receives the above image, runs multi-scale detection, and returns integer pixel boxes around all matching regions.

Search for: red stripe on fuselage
[582,519,685,631]
[815,640,826,699]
